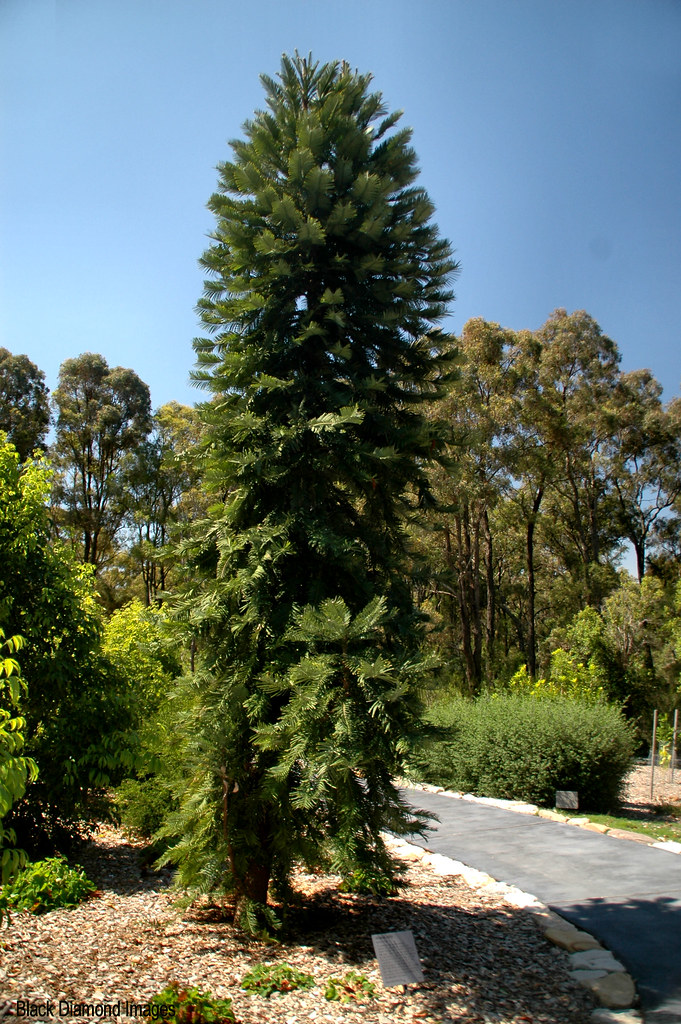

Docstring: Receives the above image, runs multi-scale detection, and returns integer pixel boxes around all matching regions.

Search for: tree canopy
[0,348,50,461]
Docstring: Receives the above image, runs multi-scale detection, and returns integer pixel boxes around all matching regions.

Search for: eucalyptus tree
[163,53,458,927]
[424,318,520,689]
[608,372,681,580]
[0,349,50,461]
[52,353,152,569]
[536,310,622,606]
[122,402,205,605]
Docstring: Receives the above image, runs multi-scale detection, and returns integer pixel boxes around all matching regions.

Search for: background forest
[2,307,680,834]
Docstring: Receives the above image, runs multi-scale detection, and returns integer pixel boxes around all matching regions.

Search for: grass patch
[565,805,681,843]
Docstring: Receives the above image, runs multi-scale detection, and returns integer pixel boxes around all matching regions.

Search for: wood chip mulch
[0,824,597,1024]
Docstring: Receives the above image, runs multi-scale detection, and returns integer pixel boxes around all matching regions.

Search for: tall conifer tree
[164,53,457,929]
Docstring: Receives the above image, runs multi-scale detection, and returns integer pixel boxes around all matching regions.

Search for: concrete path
[402,789,681,1023]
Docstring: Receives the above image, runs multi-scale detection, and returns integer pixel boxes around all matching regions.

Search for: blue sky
[1,0,679,412]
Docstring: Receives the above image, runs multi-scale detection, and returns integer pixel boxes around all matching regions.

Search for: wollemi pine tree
[162,53,458,931]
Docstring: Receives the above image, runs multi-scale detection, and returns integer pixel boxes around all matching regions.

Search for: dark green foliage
[339,865,399,896]
[149,981,236,1023]
[0,855,96,914]
[0,629,37,902]
[162,52,456,927]
[414,694,635,811]
[240,962,315,998]
[0,349,50,461]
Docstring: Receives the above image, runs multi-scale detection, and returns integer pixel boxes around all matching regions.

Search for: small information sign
[555,790,579,810]
[371,929,424,987]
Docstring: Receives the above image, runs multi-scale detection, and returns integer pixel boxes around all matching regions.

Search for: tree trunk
[634,539,646,582]
[482,510,495,684]
[526,485,544,680]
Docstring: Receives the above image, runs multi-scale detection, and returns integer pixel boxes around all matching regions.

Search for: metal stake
[650,709,658,800]
[672,709,679,783]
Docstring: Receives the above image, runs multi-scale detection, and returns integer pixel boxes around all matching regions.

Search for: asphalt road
[401,789,681,1023]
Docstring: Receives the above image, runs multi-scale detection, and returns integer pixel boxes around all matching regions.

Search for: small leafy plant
[1,856,96,913]
[149,981,236,1023]
[339,867,399,896]
[324,970,377,1002]
[240,962,315,998]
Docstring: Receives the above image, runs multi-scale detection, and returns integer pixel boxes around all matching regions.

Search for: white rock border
[382,828,642,1020]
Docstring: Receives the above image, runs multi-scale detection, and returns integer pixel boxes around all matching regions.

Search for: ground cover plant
[239,962,315,998]
[149,981,236,1023]
[0,855,96,914]
[323,970,377,1003]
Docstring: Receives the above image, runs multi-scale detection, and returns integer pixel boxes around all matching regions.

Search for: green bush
[114,775,175,839]
[149,982,235,1023]
[412,693,635,811]
[0,855,96,913]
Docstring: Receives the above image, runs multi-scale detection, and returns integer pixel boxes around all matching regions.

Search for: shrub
[114,775,175,839]
[240,963,315,998]
[508,650,606,703]
[412,693,635,811]
[324,971,376,1002]
[339,867,399,896]
[0,855,96,913]
[149,982,235,1023]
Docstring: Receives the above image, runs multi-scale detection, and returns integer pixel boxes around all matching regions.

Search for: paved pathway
[402,789,681,1023]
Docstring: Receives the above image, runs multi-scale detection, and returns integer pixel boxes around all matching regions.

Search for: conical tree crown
[192,52,457,626]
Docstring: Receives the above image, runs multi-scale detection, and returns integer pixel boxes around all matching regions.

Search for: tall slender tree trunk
[482,509,495,684]
[526,486,544,680]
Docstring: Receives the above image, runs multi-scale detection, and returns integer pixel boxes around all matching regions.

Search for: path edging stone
[383,831,642,1020]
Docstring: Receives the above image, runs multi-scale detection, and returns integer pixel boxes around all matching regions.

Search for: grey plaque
[371,929,424,987]
[556,790,579,810]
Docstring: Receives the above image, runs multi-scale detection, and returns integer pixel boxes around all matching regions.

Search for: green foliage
[0,855,96,913]
[324,970,376,1003]
[0,349,50,461]
[240,962,315,998]
[547,581,681,732]
[339,866,399,896]
[149,981,235,1023]
[105,601,181,839]
[414,693,635,811]
[114,776,174,839]
[103,599,180,718]
[0,438,142,849]
[0,629,37,902]
[508,650,606,703]
[161,52,454,929]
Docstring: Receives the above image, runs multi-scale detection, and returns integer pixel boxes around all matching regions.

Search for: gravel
[0,824,598,1024]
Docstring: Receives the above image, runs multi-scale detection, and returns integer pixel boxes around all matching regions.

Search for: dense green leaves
[0,437,141,849]
[414,694,635,811]
[0,349,50,461]
[161,53,456,926]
